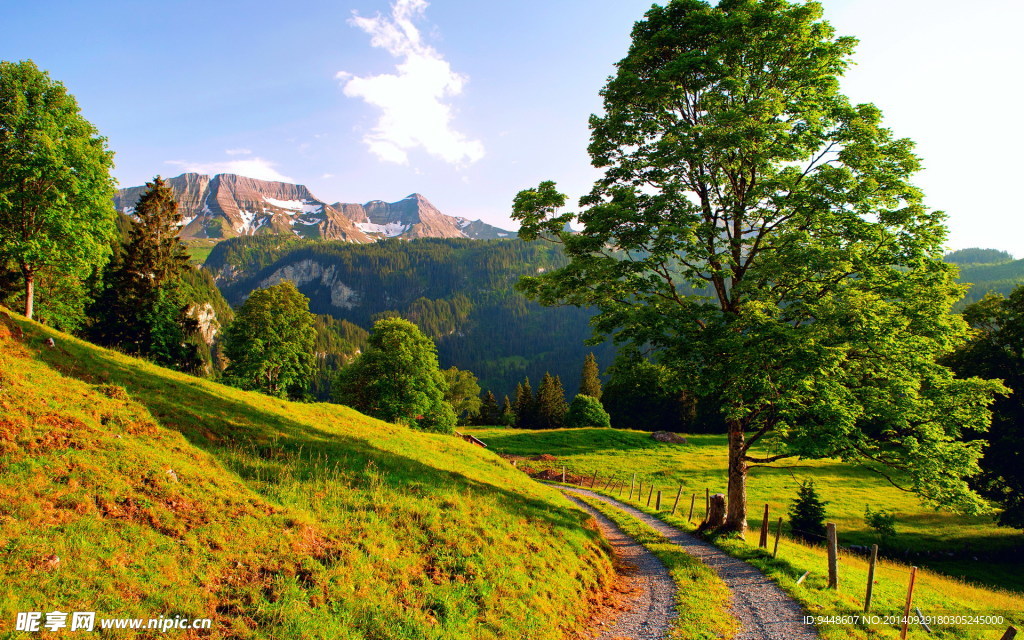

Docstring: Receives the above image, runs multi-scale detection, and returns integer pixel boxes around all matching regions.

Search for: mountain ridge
[113,173,512,243]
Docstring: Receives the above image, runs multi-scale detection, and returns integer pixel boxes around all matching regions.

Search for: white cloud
[338,0,484,166]
[166,157,294,182]
[225,148,252,156]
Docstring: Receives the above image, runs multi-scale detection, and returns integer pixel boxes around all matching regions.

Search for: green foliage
[564,394,611,429]
[333,317,456,433]
[475,390,501,426]
[578,352,602,400]
[0,59,117,320]
[944,248,1013,265]
[602,346,719,433]
[945,289,1024,529]
[511,0,1005,526]
[500,395,515,427]
[307,314,369,400]
[442,366,483,425]
[863,506,897,540]
[535,372,568,429]
[223,281,316,399]
[788,481,828,542]
[89,177,201,371]
[205,236,615,397]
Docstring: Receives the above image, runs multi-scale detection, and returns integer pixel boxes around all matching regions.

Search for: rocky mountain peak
[114,173,512,243]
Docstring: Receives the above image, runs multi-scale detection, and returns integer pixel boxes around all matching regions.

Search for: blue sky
[4,0,1022,255]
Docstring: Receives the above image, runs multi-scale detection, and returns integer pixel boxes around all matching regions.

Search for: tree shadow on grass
[14,313,597,538]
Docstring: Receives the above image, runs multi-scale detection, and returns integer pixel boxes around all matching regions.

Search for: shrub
[864,506,897,539]
[564,394,611,429]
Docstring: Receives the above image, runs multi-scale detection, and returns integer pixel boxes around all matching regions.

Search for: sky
[3,0,1022,255]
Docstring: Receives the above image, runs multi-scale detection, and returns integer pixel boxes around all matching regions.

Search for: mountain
[113,173,512,243]
[204,236,614,398]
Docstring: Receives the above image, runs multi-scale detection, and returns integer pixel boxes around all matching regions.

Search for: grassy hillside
[470,428,1024,638]
[0,310,615,639]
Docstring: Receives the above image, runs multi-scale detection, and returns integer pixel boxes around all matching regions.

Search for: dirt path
[563,487,819,640]
[564,493,676,639]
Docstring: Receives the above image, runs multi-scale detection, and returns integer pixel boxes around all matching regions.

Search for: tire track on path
[563,492,676,640]
[563,487,819,640]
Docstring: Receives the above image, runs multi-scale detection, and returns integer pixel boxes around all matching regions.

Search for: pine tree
[579,352,602,400]
[537,372,568,429]
[514,378,537,429]
[91,176,199,369]
[500,395,515,427]
[477,390,500,425]
[788,480,829,542]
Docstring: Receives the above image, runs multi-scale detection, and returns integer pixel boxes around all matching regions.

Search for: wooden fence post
[671,485,683,515]
[759,504,770,548]
[772,517,783,558]
[796,571,810,585]
[826,522,838,589]
[646,485,654,507]
[629,473,636,500]
[900,567,917,640]
[1000,626,1018,640]
[603,474,615,490]
[705,488,710,519]
[618,479,625,496]
[656,490,662,511]
[688,494,696,522]
[561,466,565,483]
[864,544,878,613]
[590,471,599,488]
[636,481,642,502]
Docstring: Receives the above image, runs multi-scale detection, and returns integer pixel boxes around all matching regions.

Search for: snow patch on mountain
[264,197,323,214]
[357,221,410,237]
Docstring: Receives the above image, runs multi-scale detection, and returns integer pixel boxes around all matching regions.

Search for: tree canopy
[512,0,1003,531]
[223,281,316,399]
[333,317,456,433]
[0,59,117,321]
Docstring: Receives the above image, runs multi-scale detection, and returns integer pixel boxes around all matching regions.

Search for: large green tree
[91,177,200,369]
[0,60,117,320]
[513,0,1003,532]
[223,281,316,398]
[333,317,456,433]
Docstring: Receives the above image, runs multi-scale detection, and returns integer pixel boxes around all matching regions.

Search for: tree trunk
[725,420,748,534]
[23,267,34,320]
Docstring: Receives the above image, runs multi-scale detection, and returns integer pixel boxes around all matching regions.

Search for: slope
[0,310,615,639]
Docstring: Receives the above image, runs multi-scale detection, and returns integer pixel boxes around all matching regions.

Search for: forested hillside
[204,237,614,397]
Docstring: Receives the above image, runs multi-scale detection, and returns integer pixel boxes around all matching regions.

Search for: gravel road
[563,493,677,639]
[563,486,819,640]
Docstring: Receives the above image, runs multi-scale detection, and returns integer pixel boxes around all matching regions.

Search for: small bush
[864,505,897,539]
[788,480,828,542]
[564,394,611,428]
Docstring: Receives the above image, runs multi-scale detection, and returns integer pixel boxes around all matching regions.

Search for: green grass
[183,238,221,265]
[467,427,1024,639]
[572,492,738,640]
[0,311,617,639]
